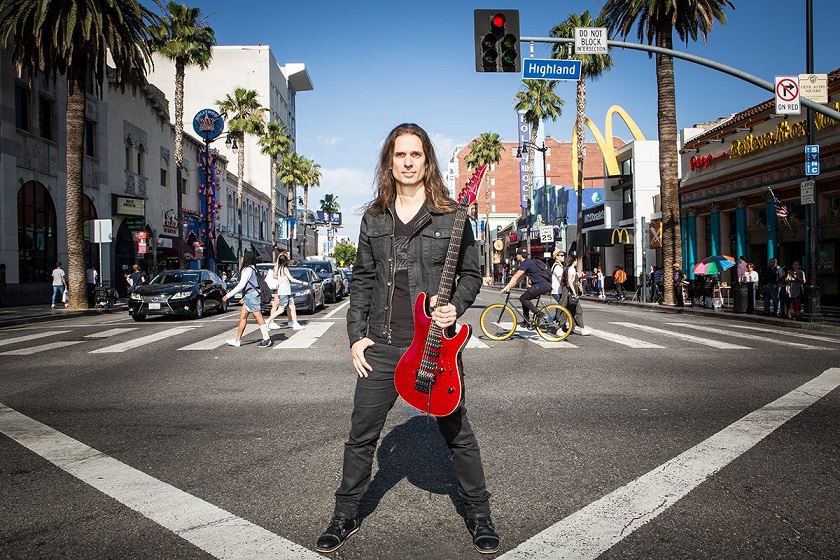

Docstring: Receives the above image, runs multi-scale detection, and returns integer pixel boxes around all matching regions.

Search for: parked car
[288,267,325,313]
[341,268,353,294]
[128,269,227,321]
[299,259,346,303]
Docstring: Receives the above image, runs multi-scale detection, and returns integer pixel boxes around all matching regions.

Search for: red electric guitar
[394,165,487,417]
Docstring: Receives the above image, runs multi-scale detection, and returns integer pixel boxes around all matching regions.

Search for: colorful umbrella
[693,255,736,275]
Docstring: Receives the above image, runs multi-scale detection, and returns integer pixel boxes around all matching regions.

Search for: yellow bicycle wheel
[535,304,574,342]
[479,304,517,341]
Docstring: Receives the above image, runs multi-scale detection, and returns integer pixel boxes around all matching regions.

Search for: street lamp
[517,141,548,256]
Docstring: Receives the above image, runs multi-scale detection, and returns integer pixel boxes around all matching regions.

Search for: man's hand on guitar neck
[429,295,457,329]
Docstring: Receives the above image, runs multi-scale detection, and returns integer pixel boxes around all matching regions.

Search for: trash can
[732,283,748,313]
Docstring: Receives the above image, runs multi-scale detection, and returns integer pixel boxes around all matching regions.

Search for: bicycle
[479,291,574,342]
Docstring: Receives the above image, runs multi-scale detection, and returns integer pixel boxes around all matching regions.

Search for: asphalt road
[1,291,838,560]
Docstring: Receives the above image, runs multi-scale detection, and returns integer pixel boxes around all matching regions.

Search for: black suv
[300,259,345,303]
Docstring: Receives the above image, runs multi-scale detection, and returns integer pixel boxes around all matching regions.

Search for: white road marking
[465,335,489,348]
[499,367,840,560]
[179,325,261,350]
[0,403,325,560]
[720,323,840,344]
[322,300,349,319]
[590,328,664,349]
[611,322,751,350]
[666,322,827,350]
[0,331,70,347]
[1,340,84,355]
[275,321,333,348]
[85,328,139,338]
[89,327,198,353]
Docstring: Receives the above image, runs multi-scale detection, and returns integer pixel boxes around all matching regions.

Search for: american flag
[774,198,789,219]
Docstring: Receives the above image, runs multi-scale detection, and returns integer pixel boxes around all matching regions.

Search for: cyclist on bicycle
[500,247,551,329]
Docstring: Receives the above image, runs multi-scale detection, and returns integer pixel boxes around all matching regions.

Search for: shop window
[38,96,54,141]
[15,84,30,132]
[17,181,57,282]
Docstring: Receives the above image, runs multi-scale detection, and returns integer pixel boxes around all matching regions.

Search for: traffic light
[474,9,520,73]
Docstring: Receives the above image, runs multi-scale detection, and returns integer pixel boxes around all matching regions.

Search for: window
[17,181,57,282]
[125,143,132,172]
[15,84,30,131]
[160,168,168,187]
[137,145,145,176]
[38,96,54,140]
[84,120,96,157]
[181,175,187,195]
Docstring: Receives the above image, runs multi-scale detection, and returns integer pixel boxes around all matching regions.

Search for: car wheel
[307,295,316,314]
[132,313,146,322]
[194,299,204,319]
[318,291,325,310]
[218,299,227,314]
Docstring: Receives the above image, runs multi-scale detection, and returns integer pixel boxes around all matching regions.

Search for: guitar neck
[434,207,468,309]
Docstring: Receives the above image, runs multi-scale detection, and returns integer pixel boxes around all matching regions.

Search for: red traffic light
[491,13,506,29]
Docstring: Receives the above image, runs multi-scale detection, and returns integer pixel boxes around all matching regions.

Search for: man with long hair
[315,123,498,554]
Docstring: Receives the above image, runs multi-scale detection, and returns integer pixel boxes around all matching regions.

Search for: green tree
[259,120,292,245]
[551,11,613,271]
[319,193,340,254]
[149,1,216,268]
[278,151,308,254]
[300,157,322,258]
[217,87,266,258]
[0,0,159,309]
[513,79,564,254]
[333,243,357,268]
[601,0,733,304]
[464,132,503,278]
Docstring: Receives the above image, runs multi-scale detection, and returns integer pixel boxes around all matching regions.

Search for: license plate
[148,302,161,310]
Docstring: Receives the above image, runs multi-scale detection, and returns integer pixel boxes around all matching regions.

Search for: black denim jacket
[347,203,482,347]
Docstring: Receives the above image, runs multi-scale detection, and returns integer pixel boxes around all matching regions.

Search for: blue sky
[184,0,838,242]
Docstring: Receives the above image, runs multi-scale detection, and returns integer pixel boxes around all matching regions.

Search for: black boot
[466,517,500,554]
[315,516,359,553]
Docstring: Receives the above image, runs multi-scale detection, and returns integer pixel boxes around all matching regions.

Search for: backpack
[250,266,273,306]
[535,259,552,283]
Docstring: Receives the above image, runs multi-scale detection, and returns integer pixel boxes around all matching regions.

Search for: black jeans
[519,284,550,321]
[334,343,492,519]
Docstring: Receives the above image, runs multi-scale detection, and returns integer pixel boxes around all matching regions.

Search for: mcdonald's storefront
[679,68,840,305]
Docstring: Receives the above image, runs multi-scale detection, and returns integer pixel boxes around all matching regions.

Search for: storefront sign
[113,195,145,217]
[690,151,729,171]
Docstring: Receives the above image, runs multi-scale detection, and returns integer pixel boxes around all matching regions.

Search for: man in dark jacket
[315,123,497,555]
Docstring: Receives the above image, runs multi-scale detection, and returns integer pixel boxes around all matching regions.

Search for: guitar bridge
[414,370,437,394]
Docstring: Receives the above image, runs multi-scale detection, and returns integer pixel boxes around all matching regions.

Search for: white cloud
[309,166,374,244]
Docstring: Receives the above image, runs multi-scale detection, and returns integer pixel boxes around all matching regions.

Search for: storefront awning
[250,242,272,263]
[585,227,634,247]
[216,235,238,264]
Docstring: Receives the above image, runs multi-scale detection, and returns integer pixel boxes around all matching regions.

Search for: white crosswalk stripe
[85,328,139,338]
[1,340,84,356]
[90,327,198,353]
[611,322,751,349]
[178,325,261,350]
[0,331,70,348]
[720,323,840,344]
[274,321,333,348]
[666,322,828,350]
[465,335,490,348]
[590,328,664,348]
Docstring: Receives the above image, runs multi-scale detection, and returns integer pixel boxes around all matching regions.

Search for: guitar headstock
[457,165,487,209]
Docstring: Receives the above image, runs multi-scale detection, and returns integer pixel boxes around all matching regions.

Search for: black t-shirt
[386,211,425,347]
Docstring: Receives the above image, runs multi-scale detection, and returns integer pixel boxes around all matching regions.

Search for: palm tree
[148,1,216,268]
[258,120,292,246]
[600,0,733,304]
[551,10,613,273]
[464,132,503,278]
[513,79,564,255]
[300,157,323,258]
[217,87,266,258]
[0,0,159,309]
[278,151,308,255]
[319,193,340,252]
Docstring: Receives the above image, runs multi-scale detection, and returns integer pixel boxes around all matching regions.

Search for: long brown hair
[366,123,455,214]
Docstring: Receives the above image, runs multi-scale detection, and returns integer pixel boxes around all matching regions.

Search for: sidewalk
[0,301,128,328]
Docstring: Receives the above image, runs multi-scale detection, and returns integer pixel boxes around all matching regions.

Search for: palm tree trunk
[575,79,586,275]
[656,26,682,306]
[65,66,87,309]
[269,158,276,246]
[302,186,309,258]
[175,59,185,268]
[237,142,245,259]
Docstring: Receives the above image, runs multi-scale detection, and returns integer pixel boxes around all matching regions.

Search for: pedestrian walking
[222,251,273,348]
[613,265,627,300]
[742,263,759,314]
[85,263,98,308]
[266,252,306,330]
[51,262,67,308]
[561,252,592,335]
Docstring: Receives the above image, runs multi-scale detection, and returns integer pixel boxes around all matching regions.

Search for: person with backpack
[222,251,273,348]
[500,247,551,330]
